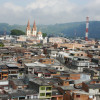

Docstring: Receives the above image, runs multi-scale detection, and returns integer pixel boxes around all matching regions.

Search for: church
[26,20,43,40]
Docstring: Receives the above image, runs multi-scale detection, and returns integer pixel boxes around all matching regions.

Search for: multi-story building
[29,78,52,99]
[0,65,9,90]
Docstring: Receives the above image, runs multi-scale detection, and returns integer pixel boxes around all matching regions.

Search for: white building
[26,20,43,41]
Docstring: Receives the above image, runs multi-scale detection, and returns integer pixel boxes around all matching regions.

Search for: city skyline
[0,0,99,25]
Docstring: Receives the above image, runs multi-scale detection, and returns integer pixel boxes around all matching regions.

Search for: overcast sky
[0,0,99,25]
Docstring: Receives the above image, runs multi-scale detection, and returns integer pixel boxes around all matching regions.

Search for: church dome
[38,31,42,35]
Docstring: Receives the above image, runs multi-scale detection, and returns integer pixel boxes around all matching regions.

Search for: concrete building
[29,78,52,99]
[49,37,67,44]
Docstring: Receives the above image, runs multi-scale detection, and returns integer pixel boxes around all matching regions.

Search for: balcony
[2,74,8,76]
[46,93,51,98]
[46,87,52,91]
[10,71,18,74]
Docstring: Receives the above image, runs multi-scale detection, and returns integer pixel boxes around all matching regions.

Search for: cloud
[26,0,76,14]
[26,0,76,24]
[0,0,100,25]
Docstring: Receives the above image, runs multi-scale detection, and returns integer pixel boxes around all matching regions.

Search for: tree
[0,42,4,47]
[42,33,47,38]
[10,29,25,36]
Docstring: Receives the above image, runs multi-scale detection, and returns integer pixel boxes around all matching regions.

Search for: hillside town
[0,20,99,100]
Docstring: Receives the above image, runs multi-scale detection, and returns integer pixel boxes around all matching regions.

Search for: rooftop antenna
[85,16,89,41]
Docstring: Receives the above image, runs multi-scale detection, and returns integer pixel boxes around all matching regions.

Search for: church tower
[32,20,37,37]
[37,31,43,40]
[26,20,31,36]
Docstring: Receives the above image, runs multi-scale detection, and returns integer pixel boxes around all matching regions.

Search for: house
[9,79,27,90]
[24,62,46,74]
[51,65,64,71]
[7,64,19,79]
[0,65,8,80]
[49,37,66,44]
[24,51,32,58]
[71,57,90,72]
[55,43,84,49]
[0,80,9,90]
[46,48,59,58]
[51,89,63,100]
[8,90,38,100]
[59,79,74,86]
[56,73,81,80]
[47,68,61,77]
[71,90,93,100]
[28,78,52,99]
[82,79,100,100]
[16,35,27,42]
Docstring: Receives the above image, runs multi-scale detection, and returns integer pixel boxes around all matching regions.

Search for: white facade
[32,30,37,36]
[37,34,43,40]
[72,61,89,66]
[17,35,27,42]
[0,80,8,85]
[27,30,31,36]
[49,37,63,44]
[43,37,48,44]
[89,89,100,95]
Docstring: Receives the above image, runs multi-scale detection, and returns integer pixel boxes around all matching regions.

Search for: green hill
[0,21,100,39]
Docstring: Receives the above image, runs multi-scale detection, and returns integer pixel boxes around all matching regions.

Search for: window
[77,54,79,56]
[69,81,74,84]
[97,81,99,83]
[51,60,54,62]
[18,86,22,90]
[56,68,58,70]
[40,93,45,96]
[19,73,22,75]
[76,95,80,98]
[40,87,45,90]
[19,97,25,99]
[27,96,31,99]
[46,87,52,91]
[70,53,75,56]
[45,75,50,77]
[46,93,51,97]
[33,95,38,99]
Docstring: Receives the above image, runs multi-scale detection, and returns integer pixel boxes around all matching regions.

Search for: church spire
[27,20,31,30]
[26,20,31,36]
[33,20,37,31]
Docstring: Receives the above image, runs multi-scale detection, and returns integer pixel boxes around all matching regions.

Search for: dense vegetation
[0,42,4,47]
[10,29,25,35]
[42,33,47,38]
[0,21,100,38]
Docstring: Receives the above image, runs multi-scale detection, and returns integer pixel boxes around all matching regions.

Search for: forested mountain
[0,21,100,39]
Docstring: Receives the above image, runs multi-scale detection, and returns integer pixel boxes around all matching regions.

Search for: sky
[0,0,99,25]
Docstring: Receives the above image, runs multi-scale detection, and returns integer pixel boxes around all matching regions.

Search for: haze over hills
[0,21,100,39]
